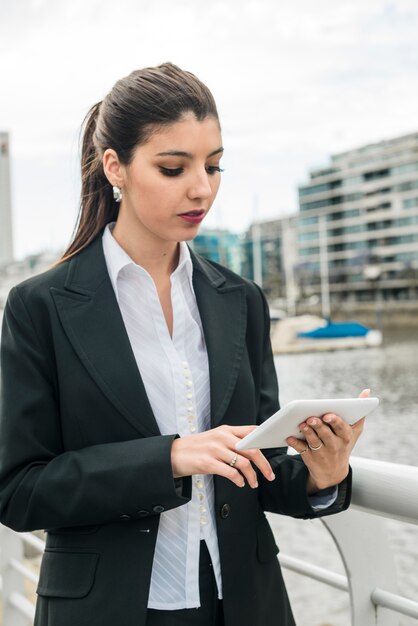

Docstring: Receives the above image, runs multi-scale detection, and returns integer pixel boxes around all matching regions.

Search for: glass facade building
[192,229,243,276]
[296,132,418,301]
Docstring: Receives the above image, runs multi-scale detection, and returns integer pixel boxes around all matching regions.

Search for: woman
[0,63,365,626]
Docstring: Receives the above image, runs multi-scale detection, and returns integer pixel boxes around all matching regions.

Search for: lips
[178,209,206,224]
[178,210,205,217]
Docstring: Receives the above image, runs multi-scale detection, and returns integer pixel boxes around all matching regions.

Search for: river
[269,329,418,626]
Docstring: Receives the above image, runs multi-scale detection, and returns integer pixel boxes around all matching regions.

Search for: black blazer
[0,234,351,626]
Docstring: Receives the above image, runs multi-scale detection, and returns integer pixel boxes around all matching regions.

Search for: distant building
[0,132,14,265]
[297,132,418,302]
[192,229,243,275]
[241,218,297,303]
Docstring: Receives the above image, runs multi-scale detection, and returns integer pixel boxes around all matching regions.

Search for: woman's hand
[286,389,369,494]
[171,425,276,488]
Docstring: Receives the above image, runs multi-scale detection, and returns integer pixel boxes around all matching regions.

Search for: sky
[1,0,418,258]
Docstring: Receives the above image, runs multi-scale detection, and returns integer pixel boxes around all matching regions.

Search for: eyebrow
[155,147,224,158]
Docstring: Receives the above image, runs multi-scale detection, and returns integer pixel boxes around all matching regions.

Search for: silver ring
[229,454,238,467]
[308,442,323,451]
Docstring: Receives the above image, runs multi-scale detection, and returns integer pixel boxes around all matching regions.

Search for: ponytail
[59,102,118,263]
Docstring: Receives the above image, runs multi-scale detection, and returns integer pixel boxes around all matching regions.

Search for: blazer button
[137,510,149,517]
[220,504,231,519]
[152,505,165,514]
[119,514,132,521]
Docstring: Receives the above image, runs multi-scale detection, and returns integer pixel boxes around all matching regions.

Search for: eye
[206,166,224,176]
[160,167,184,177]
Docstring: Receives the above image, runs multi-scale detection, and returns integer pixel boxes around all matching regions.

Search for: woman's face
[106,113,223,248]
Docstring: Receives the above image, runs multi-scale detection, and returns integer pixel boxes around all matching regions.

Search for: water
[269,329,418,626]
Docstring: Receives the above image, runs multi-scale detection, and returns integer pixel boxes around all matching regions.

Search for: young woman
[0,63,365,626]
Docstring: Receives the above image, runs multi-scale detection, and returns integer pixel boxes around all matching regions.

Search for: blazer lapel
[51,236,160,438]
[191,251,247,427]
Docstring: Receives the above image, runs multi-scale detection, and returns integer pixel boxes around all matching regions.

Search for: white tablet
[235,397,379,451]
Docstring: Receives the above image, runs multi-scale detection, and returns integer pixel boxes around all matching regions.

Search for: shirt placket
[171,273,203,607]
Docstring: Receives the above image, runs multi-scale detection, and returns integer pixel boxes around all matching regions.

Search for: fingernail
[269,472,275,481]
[323,415,332,423]
[308,418,318,426]
[253,481,259,489]
[303,425,309,432]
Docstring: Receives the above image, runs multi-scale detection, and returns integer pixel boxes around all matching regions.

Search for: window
[364,169,390,181]
[391,162,418,176]
[393,216,418,227]
[298,216,319,226]
[299,180,342,197]
[397,180,418,192]
[299,247,320,256]
[342,175,363,187]
[298,231,318,242]
[403,197,418,209]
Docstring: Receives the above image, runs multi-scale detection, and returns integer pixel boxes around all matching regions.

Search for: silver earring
[113,186,122,203]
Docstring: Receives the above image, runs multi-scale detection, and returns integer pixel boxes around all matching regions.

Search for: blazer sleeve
[0,286,191,533]
[251,283,352,520]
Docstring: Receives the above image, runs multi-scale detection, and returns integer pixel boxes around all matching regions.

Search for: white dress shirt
[102,224,222,609]
[102,223,337,610]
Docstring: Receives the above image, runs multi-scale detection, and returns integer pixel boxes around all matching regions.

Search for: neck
[112,223,180,279]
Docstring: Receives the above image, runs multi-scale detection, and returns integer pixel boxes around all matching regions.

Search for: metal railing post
[0,525,30,626]
[323,508,400,625]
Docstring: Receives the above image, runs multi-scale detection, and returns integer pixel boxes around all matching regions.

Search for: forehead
[141,114,222,155]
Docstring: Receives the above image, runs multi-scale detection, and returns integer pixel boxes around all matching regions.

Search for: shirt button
[196,479,204,489]
[186,381,192,388]
[200,517,208,526]
[200,505,207,513]
[136,509,149,517]
[198,493,204,502]
[220,504,231,519]
[188,415,195,422]
[182,361,188,368]
[186,393,193,400]
[152,505,165,514]
[189,425,196,433]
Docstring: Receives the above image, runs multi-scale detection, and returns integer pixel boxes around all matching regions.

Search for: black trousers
[146,542,224,626]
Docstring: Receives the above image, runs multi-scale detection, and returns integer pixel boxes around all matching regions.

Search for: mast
[252,195,263,287]
[319,214,331,319]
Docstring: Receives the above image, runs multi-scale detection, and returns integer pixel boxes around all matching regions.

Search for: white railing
[1,456,418,625]
[279,457,418,625]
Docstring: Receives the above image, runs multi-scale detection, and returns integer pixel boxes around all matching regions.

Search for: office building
[241,217,298,303]
[297,132,418,302]
[0,132,14,265]
[192,229,243,275]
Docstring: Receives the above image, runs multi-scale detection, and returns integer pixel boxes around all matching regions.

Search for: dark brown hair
[60,62,219,262]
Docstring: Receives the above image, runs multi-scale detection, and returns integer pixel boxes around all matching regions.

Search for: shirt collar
[102,223,194,297]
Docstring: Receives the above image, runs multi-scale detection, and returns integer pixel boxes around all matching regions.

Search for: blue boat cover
[298,321,369,339]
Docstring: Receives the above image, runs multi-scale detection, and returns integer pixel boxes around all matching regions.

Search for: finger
[358,388,370,398]
[351,416,366,440]
[223,425,257,438]
[302,417,330,447]
[239,448,276,482]
[212,460,246,488]
[320,413,352,441]
[286,436,309,456]
[232,454,259,488]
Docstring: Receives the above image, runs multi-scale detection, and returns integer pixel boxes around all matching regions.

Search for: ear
[102,148,126,187]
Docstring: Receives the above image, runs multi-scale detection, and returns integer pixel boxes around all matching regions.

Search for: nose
[187,168,213,200]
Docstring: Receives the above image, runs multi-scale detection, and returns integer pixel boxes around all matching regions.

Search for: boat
[271,315,382,354]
